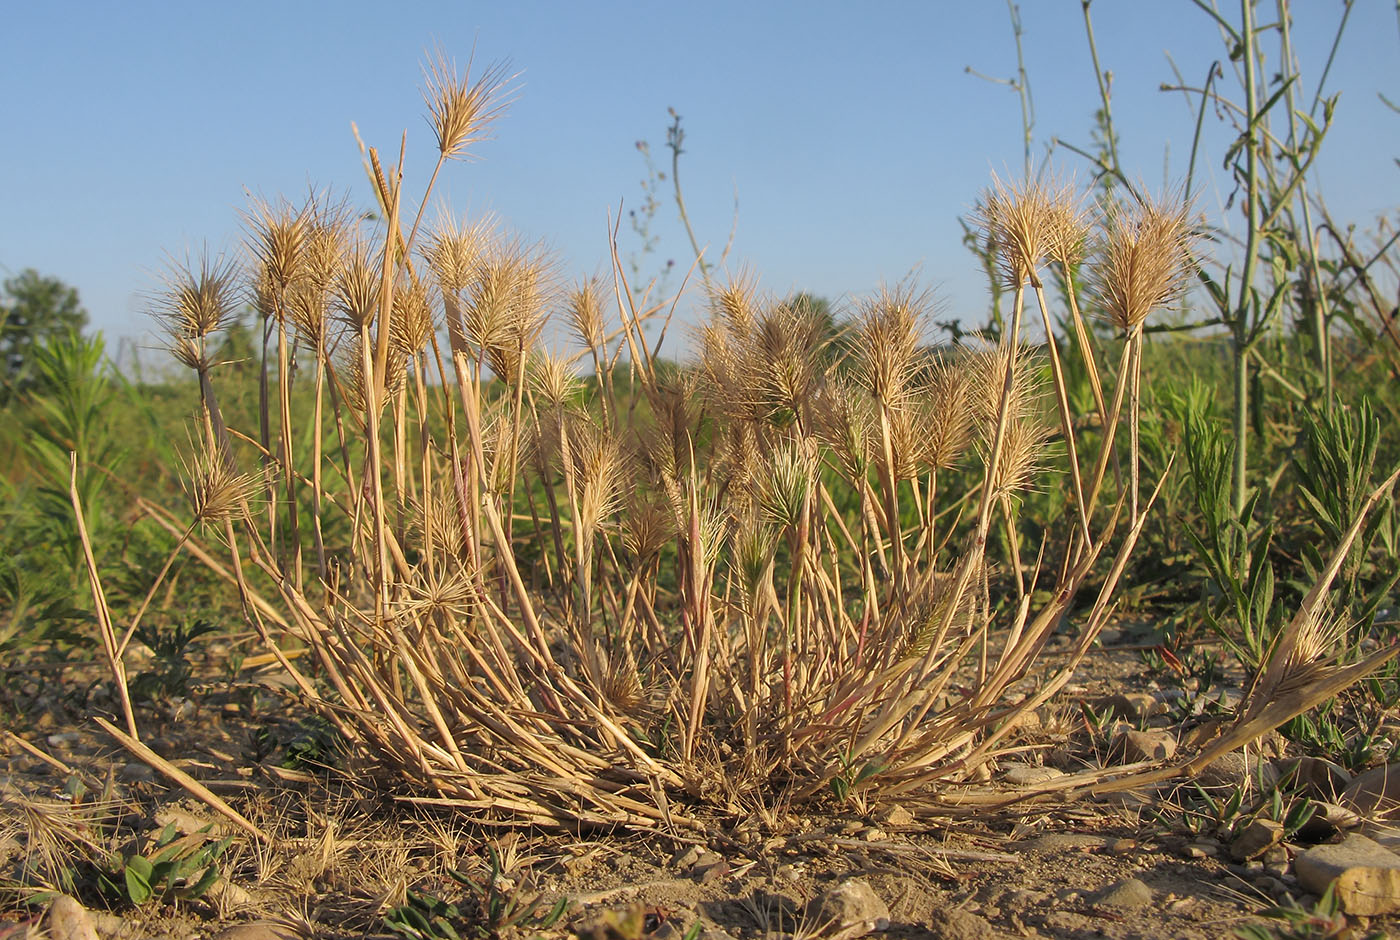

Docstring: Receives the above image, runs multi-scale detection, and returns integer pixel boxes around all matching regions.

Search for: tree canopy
[0,269,89,398]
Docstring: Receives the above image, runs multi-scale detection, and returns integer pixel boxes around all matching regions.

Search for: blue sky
[2,2,1396,359]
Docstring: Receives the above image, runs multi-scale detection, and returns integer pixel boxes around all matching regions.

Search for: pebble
[46,732,81,749]
[1341,763,1400,820]
[45,895,98,940]
[876,803,914,827]
[1182,843,1217,859]
[807,878,890,939]
[1003,765,1064,786]
[210,927,298,940]
[1095,692,1160,721]
[1094,877,1153,909]
[1230,818,1284,861]
[118,762,155,783]
[1113,729,1177,762]
[1197,751,1278,791]
[1295,834,1400,915]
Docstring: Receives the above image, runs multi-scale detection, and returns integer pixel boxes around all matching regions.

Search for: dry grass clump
[88,51,1400,832]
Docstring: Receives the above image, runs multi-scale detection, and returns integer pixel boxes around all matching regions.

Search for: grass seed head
[567,277,606,352]
[245,195,312,301]
[181,440,262,527]
[853,283,926,402]
[424,211,496,295]
[975,174,1060,288]
[1093,191,1198,332]
[422,47,517,162]
[332,242,382,331]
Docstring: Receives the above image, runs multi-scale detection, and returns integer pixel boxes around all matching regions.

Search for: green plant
[1180,392,1283,669]
[384,850,566,940]
[94,822,231,908]
[1294,399,1399,641]
[1234,884,1384,940]
[1160,762,1314,842]
[129,616,219,703]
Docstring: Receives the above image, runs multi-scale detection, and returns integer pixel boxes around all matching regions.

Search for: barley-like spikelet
[333,243,382,331]
[246,196,311,300]
[415,476,467,559]
[466,240,552,382]
[335,340,407,428]
[758,439,815,530]
[710,270,760,338]
[530,350,582,410]
[158,252,241,370]
[424,212,496,295]
[974,174,1060,288]
[967,342,1041,427]
[730,510,778,593]
[422,47,517,162]
[1046,183,1094,268]
[399,566,479,628]
[572,422,624,540]
[813,377,876,480]
[566,277,606,352]
[180,440,262,527]
[619,491,677,563]
[391,278,437,357]
[853,284,926,401]
[979,412,1053,498]
[751,300,830,423]
[895,568,979,660]
[921,359,975,470]
[1093,192,1197,332]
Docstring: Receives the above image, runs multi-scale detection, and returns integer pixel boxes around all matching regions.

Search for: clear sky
[2,2,1396,360]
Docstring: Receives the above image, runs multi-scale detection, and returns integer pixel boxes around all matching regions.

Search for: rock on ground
[1094,877,1153,909]
[807,878,890,940]
[45,895,99,940]
[1230,818,1284,861]
[1341,763,1400,819]
[1295,833,1400,916]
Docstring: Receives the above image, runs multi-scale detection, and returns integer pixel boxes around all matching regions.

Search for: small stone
[1230,819,1285,861]
[1114,729,1177,762]
[807,879,890,940]
[1295,834,1400,916]
[1341,763,1400,820]
[1182,843,1215,859]
[46,732,81,749]
[1197,751,1278,791]
[876,804,914,827]
[118,762,155,783]
[933,907,998,940]
[46,895,98,940]
[1094,877,1153,909]
[859,827,887,842]
[671,845,702,869]
[1286,757,1352,800]
[692,853,729,883]
[1298,801,1362,841]
[1003,765,1064,786]
[211,925,298,940]
[1096,692,1159,721]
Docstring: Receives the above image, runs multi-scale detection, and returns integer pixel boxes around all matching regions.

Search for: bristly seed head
[1092,190,1198,333]
[975,174,1061,289]
[422,46,517,162]
[158,251,240,370]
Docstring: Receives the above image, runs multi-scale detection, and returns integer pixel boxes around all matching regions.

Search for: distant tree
[0,269,89,399]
